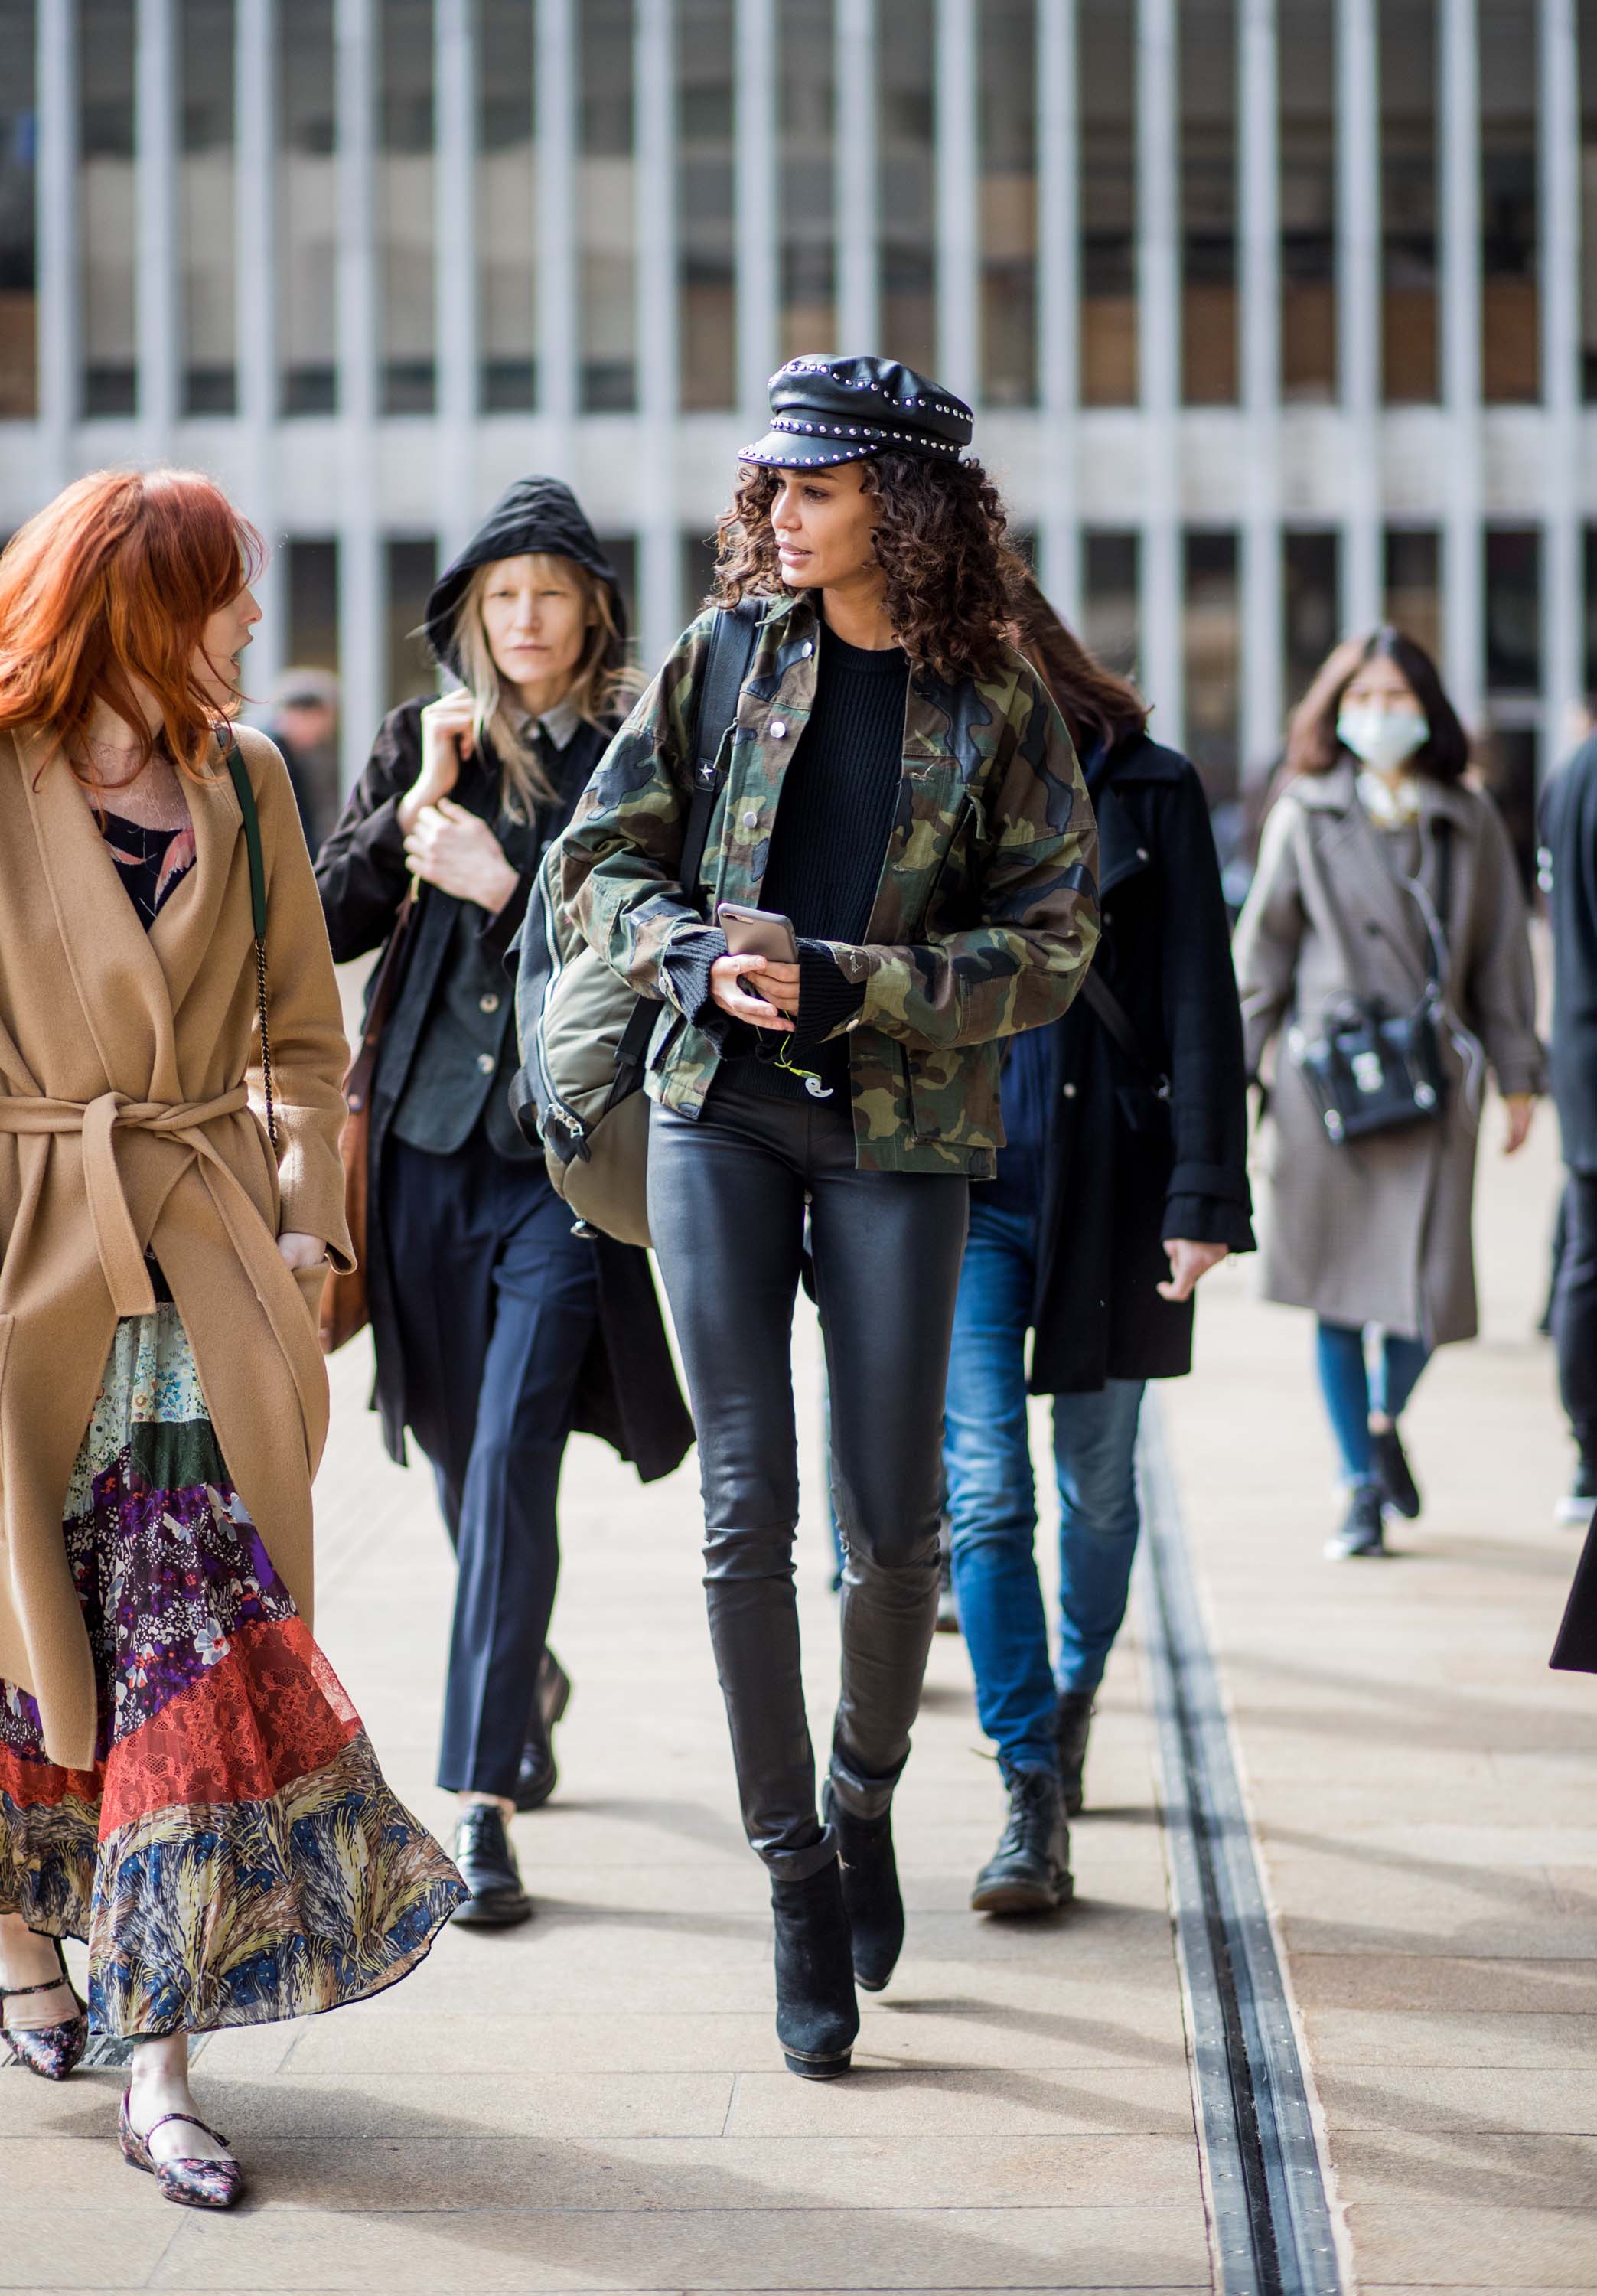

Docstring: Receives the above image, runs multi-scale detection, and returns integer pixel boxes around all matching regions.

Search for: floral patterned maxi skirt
[0,1306,464,2037]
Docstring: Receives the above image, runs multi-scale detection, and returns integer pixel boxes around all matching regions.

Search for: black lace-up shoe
[1325,1483,1386,1561]
[515,1649,572,1812]
[514,1734,556,1814]
[1370,1425,1422,1519]
[448,1805,533,1927]
[970,1767,1073,1916]
[1053,1688,1096,1818]
[821,1779,904,1992]
[771,1858,859,2079]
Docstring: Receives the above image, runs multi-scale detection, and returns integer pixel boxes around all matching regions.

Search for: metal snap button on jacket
[769,719,787,739]
[475,1052,495,1075]
[479,992,500,1014]
[742,807,758,828]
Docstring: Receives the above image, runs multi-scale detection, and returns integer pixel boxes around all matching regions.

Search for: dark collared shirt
[390,702,584,1163]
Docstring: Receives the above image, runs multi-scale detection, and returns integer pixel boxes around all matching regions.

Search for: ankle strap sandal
[119,2092,246,2210]
[0,1936,88,2082]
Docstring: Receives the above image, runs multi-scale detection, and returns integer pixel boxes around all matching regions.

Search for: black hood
[424,476,628,680]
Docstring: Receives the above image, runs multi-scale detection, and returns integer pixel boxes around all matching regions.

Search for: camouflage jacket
[558,591,1100,1176]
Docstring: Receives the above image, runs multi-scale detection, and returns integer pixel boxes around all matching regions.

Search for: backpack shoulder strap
[609,602,766,1084]
[1080,971,1168,1094]
[680,598,763,899]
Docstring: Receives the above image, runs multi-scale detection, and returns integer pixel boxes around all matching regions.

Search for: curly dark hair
[711,452,1031,685]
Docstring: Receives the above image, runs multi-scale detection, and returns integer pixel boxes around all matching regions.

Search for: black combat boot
[1053,1688,1096,1818]
[822,1778,904,1993]
[770,1857,859,2079]
[970,1766,1073,1916]
[1325,1482,1385,1561]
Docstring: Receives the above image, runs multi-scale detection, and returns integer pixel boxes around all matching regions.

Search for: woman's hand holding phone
[712,902,802,1029]
[709,954,800,1031]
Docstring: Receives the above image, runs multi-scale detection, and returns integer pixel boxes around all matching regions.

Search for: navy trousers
[383,1130,600,1799]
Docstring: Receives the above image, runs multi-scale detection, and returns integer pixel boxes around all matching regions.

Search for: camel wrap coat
[0,722,354,1769]
[1233,762,1542,1346]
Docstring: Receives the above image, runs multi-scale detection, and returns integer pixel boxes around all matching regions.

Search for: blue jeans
[1315,1318,1431,1487]
[944,1199,1146,1776]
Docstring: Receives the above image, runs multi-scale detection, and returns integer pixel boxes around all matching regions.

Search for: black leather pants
[647,1082,970,1881]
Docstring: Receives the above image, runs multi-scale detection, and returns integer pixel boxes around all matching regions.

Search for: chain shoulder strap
[217,725,278,1152]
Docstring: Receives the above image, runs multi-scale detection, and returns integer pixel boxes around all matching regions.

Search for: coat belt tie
[0,1086,258,1316]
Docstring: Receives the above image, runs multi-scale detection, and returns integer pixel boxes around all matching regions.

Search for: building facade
[0,0,1588,826]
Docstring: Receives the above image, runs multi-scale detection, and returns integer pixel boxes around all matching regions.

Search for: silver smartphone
[717,902,799,963]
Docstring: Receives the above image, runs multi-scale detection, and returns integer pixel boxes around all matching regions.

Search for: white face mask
[1337,705,1429,777]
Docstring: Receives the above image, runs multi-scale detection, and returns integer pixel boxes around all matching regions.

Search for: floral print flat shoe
[0,1938,88,2081]
[118,2094,246,2210]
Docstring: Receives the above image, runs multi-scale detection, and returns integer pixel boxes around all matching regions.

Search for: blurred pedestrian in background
[264,664,340,851]
[944,576,1253,1916]
[0,469,461,2210]
[559,357,1098,2079]
[1537,708,1597,1525]
[1533,701,1597,1349]
[315,478,690,1930]
[1234,628,1542,1561]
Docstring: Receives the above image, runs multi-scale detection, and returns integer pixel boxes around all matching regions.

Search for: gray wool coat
[1233,763,1543,1345]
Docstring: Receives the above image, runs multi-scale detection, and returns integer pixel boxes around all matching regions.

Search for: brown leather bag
[319,888,416,1355]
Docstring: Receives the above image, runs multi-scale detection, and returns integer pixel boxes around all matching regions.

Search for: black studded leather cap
[738,354,974,468]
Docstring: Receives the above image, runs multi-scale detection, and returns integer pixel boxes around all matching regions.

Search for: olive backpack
[510,600,762,1246]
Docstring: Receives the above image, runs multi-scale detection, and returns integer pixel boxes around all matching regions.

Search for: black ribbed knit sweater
[714,622,908,1104]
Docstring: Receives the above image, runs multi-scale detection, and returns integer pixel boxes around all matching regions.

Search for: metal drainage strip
[1135,1400,1344,2296]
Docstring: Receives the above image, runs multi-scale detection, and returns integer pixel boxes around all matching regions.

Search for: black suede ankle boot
[821,1777,904,1992]
[770,1858,859,2079]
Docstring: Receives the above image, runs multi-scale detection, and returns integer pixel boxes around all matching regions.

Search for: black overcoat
[1026,732,1256,1394]
[315,699,693,1483]
[1539,736,1597,1175]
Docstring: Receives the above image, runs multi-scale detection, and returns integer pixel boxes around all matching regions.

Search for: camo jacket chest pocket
[885,762,985,941]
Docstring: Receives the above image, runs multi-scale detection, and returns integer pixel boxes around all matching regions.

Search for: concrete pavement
[5,1086,1592,2291]
[5,1264,1212,2291]
[1162,1094,1597,2294]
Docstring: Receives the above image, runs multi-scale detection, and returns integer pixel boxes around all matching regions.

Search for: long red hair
[0,467,264,781]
